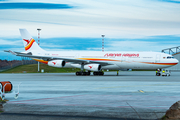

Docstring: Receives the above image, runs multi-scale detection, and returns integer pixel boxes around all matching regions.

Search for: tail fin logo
[23,38,35,51]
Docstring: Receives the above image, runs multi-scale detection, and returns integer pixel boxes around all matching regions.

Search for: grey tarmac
[0,71,180,120]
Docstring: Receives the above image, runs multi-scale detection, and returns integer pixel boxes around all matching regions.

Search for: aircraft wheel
[87,71,91,75]
[156,73,161,76]
[76,71,91,76]
[76,72,82,76]
[93,72,97,75]
[99,72,104,75]
[76,72,79,76]
[93,71,104,76]
[82,72,87,75]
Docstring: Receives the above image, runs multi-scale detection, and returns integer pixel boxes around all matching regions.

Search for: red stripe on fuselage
[141,62,178,65]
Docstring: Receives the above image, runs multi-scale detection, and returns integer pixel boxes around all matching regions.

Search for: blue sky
[0,0,180,60]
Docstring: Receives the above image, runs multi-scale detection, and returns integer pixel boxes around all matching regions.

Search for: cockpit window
[167,56,174,59]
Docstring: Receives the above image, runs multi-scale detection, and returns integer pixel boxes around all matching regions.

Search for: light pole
[37,28,41,72]
[102,35,105,52]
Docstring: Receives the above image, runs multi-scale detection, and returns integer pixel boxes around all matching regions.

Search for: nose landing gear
[156,69,161,76]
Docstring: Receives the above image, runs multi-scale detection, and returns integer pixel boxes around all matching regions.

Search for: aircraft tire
[93,72,98,75]
[76,72,79,76]
[156,73,161,76]
[99,72,104,75]
[93,71,104,76]
[76,71,91,76]
[82,72,87,75]
[87,72,91,75]
[76,72,82,76]
[93,72,96,75]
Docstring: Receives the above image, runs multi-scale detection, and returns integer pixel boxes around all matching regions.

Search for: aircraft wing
[5,50,112,66]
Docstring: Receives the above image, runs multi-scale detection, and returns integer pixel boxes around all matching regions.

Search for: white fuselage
[32,50,179,70]
[18,29,179,71]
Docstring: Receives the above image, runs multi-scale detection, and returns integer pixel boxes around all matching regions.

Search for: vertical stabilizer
[19,29,45,52]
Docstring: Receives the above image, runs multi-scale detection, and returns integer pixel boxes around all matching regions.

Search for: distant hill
[0,64,80,73]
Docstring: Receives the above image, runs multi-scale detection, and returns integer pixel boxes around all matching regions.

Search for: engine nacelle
[84,64,101,71]
[48,60,66,68]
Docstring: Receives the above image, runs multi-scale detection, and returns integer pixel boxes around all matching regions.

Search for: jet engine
[84,64,101,71]
[48,60,66,68]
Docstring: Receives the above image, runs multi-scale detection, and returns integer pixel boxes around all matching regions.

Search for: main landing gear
[75,63,104,76]
[75,71,104,76]
[93,71,104,76]
[76,64,91,76]
[76,71,91,76]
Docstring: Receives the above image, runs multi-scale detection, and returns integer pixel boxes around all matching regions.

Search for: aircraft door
[121,56,126,63]
[117,56,127,68]
[156,54,161,62]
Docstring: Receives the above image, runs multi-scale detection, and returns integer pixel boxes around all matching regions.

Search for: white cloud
[0,0,180,39]
[40,43,72,48]
[0,0,180,60]
[0,39,22,45]
[105,40,179,52]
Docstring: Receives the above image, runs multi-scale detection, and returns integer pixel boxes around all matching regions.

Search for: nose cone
[174,58,179,65]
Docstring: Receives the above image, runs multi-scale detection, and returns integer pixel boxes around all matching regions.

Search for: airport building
[162,46,180,71]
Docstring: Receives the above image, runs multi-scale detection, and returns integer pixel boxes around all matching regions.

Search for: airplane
[5,29,179,76]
